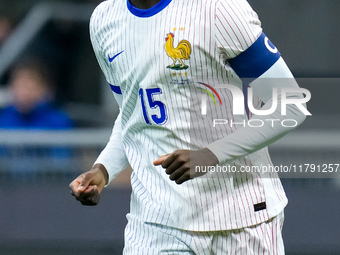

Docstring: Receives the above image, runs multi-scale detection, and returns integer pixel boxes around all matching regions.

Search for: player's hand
[153,148,219,185]
[69,164,109,206]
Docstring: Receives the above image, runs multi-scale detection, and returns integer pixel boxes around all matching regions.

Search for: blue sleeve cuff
[109,84,122,94]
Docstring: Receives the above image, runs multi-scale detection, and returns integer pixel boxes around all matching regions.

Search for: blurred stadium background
[0,0,339,254]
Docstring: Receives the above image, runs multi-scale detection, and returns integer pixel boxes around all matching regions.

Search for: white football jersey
[91,0,291,231]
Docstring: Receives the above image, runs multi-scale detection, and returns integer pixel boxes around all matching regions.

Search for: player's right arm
[69,2,129,205]
[69,110,129,205]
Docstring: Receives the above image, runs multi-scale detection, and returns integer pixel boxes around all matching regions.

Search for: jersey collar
[127,0,172,18]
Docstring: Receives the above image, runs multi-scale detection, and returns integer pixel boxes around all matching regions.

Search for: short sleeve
[215,0,262,59]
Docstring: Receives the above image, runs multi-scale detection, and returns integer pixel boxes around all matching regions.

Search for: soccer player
[69,0,308,254]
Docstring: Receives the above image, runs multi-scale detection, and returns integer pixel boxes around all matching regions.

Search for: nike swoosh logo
[108,50,124,62]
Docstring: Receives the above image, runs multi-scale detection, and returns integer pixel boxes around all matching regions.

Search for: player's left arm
[154,1,309,184]
[154,36,308,184]
[204,35,309,165]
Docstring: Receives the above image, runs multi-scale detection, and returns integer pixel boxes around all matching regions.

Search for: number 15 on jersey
[139,88,168,125]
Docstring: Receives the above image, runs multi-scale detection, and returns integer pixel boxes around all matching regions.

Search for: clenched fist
[69,164,109,206]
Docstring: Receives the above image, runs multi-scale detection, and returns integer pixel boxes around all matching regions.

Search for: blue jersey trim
[229,32,281,80]
[127,0,172,18]
[110,84,122,94]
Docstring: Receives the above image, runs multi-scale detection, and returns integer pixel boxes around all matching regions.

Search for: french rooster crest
[165,32,192,70]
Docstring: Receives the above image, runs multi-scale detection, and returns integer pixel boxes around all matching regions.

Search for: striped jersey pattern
[91,0,287,231]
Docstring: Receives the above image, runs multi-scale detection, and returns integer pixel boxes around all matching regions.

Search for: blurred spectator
[0,16,13,47]
[0,57,73,129]
[0,57,74,176]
